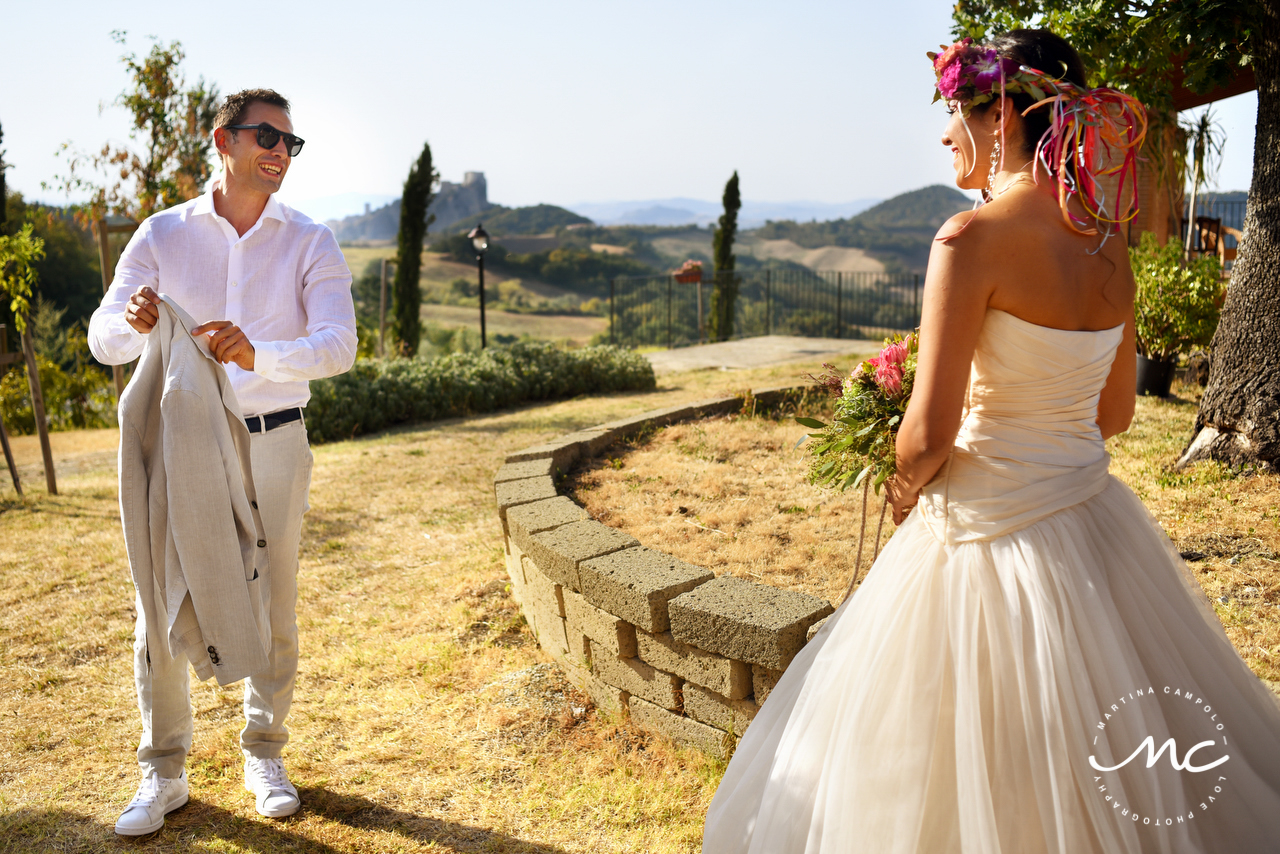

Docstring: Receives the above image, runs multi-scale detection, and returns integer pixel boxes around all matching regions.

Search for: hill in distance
[458,203,591,236]
[751,184,972,273]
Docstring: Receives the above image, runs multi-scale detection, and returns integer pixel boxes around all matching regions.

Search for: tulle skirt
[701,477,1280,853]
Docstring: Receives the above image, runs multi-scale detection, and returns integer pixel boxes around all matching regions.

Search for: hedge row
[304,341,656,443]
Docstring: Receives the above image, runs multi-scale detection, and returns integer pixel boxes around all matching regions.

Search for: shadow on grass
[0,788,569,853]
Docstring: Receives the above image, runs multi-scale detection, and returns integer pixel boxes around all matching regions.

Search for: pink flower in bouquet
[874,360,903,395]
[880,339,910,366]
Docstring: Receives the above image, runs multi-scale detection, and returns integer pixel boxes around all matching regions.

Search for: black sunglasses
[226,123,305,157]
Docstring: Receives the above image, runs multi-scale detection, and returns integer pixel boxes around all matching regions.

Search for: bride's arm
[887,213,993,523]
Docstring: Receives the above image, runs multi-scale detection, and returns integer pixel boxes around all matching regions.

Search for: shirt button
[232,281,239,287]
[257,539,267,548]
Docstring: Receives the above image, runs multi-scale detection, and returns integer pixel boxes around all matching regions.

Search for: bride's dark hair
[975,29,1088,159]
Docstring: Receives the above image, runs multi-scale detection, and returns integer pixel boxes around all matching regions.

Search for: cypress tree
[393,141,437,357]
[707,171,740,342]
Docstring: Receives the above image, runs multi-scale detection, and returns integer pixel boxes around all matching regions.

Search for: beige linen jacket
[118,296,271,685]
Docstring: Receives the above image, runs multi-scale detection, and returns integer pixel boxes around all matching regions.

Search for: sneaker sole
[255,797,301,818]
[113,792,189,836]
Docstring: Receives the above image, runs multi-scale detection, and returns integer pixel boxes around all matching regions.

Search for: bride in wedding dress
[701,29,1280,854]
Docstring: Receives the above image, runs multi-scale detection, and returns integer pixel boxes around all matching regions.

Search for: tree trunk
[1178,9,1280,472]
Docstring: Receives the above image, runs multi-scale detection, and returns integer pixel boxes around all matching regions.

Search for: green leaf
[795,417,827,429]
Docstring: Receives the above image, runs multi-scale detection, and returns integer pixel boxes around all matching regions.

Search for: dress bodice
[917,308,1124,544]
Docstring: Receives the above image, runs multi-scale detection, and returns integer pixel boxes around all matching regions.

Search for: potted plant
[1130,232,1224,397]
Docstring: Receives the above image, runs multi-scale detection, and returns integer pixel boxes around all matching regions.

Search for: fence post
[20,326,56,496]
[609,278,615,345]
[836,271,842,339]
[765,269,772,335]
[666,276,673,350]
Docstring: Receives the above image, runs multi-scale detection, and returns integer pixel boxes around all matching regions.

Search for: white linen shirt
[89,182,357,416]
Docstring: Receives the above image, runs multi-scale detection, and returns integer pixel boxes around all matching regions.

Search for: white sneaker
[244,756,300,818]
[114,771,189,836]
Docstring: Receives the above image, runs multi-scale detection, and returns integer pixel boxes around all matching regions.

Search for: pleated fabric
[702,310,1280,853]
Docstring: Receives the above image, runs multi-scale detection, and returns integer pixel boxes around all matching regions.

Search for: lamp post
[467,223,490,348]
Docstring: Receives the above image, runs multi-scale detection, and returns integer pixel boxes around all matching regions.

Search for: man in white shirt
[88,89,357,835]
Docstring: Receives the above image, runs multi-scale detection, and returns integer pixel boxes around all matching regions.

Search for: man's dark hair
[214,89,291,130]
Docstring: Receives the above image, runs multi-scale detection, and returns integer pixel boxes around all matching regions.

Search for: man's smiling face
[218,101,294,194]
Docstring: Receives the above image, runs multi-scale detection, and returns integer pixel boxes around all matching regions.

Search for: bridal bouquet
[797,331,918,493]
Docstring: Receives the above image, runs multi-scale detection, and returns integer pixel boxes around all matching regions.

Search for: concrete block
[494,476,558,525]
[504,429,606,470]
[578,547,713,633]
[505,542,528,605]
[508,497,590,554]
[628,697,732,759]
[750,384,806,409]
[561,664,629,716]
[525,591,569,661]
[635,630,751,700]
[493,457,555,483]
[594,655,682,711]
[526,520,638,592]
[669,575,834,670]
[521,556,564,617]
[684,684,758,735]
[563,588,637,659]
[806,615,831,644]
[686,396,745,418]
[753,666,783,705]
[566,629,592,670]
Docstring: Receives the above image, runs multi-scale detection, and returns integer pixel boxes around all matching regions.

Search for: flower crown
[927,37,1054,115]
[926,37,1148,244]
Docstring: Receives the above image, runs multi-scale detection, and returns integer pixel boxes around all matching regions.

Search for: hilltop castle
[326,171,493,242]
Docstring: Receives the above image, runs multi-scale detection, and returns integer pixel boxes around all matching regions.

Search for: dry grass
[568,411,889,606]
[0,360,818,854]
[571,379,1280,688]
[3,361,1277,853]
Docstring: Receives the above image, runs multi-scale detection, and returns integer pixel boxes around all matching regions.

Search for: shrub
[1130,233,1224,362]
[305,341,656,443]
[0,357,115,434]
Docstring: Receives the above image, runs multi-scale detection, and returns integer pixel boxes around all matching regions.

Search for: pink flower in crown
[931,38,972,74]
[968,49,1020,94]
[937,61,966,100]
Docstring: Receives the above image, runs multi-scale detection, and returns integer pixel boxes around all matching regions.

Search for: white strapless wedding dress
[702,309,1280,853]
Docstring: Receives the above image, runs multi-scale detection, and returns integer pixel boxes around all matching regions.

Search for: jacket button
[207,645,221,665]
[257,539,267,548]
[251,501,258,510]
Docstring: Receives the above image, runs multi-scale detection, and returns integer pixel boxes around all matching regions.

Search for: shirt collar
[195,177,288,225]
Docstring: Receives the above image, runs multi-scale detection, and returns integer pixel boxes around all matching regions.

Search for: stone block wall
[494,387,835,757]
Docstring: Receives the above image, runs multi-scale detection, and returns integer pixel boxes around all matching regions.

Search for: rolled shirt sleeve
[88,226,154,366]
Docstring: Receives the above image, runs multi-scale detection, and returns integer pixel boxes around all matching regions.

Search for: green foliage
[0,223,45,332]
[707,172,741,342]
[754,186,971,273]
[431,234,651,296]
[455,204,590,236]
[1130,233,1224,362]
[951,1,1261,115]
[395,142,437,357]
[4,193,103,327]
[305,341,656,443]
[48,31,218,222]
[0,300,114,434]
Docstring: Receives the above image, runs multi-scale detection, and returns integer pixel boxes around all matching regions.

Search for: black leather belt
[246,407,303,434]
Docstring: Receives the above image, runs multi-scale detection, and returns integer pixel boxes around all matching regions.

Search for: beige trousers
[133,418,312,779]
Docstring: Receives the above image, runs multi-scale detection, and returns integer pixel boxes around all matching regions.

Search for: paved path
[645,335,882,374]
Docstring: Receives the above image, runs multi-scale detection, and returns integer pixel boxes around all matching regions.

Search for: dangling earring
[983,140,1001,202]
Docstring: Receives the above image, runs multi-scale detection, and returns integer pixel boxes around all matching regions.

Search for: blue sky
[2,0,1257,218]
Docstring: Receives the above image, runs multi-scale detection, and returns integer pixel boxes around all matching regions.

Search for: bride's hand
[886,476,919,526]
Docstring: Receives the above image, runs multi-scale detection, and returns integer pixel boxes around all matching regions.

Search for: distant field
[420,303,607,345]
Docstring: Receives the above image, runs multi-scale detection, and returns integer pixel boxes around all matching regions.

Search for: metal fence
[608,269,921,349]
